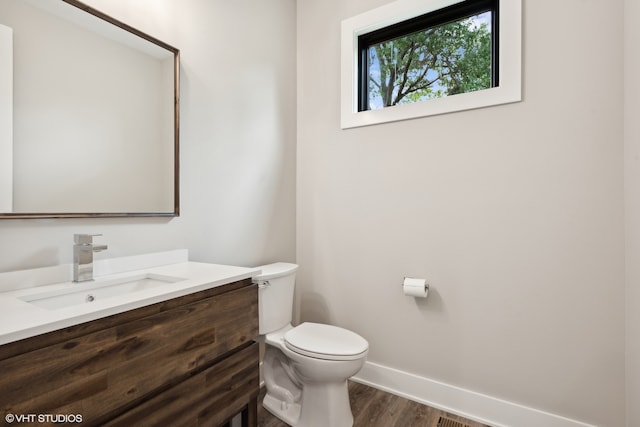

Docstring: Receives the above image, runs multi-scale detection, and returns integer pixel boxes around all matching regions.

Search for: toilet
[255,262,368,427]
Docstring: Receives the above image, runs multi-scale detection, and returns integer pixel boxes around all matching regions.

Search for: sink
[19,273,186,310]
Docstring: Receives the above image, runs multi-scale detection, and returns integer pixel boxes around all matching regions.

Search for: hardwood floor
[257,381,490,427]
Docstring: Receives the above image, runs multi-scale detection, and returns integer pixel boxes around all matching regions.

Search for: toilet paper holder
[401,277,429,298]
[401,277,429,289]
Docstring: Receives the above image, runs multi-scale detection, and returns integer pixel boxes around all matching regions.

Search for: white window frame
[340,0,522,129]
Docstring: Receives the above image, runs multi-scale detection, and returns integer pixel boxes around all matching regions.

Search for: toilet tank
[254,262,299,335]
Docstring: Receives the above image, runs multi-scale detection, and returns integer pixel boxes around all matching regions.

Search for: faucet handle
[74,233,103,244]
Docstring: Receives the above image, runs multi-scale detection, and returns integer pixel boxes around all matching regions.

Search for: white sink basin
[19,273,186,310]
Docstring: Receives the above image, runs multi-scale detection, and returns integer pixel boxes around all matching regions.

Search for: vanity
[0,251,261,426]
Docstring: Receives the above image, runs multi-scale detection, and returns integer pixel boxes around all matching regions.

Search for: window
[341,0,521,129]
[358,0,497,111]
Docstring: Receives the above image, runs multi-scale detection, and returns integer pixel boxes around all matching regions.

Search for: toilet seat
[284,322,369,361]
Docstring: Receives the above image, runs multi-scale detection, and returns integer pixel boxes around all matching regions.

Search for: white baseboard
[351,361,598,427]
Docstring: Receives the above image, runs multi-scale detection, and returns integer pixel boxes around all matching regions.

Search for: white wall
[297,0,625,426]
[0,0,296,271]
[624,0,640,425]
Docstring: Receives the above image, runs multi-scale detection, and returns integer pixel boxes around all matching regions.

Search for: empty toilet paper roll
[403,277,429,298]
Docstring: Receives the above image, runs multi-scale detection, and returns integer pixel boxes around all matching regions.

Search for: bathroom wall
[0,0,296,271]
[296,0,625,426]
[624,0,640,425]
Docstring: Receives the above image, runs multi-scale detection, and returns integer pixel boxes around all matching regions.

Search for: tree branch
[393,42,417,105]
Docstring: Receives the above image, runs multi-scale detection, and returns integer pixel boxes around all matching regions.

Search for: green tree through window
[359,1,496,111]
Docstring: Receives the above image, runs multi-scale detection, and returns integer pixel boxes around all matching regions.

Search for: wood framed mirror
[0,0,179,218]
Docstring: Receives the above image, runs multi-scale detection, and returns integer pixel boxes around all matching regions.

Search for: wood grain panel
[104,342,259,426]
[0,281,258,426]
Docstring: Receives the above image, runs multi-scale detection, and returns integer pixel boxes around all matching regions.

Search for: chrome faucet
[73,234,108,283]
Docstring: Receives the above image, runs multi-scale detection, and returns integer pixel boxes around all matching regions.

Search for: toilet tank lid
[254,262,299,280]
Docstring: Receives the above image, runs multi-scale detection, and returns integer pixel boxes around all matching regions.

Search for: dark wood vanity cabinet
[0,279,259,427]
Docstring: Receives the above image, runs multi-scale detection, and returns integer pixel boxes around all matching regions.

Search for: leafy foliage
[367,13,492,109]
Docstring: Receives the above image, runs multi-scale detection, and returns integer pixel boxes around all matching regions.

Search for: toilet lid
[284,322,369,361]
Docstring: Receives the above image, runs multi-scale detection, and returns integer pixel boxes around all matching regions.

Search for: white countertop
[0,252,260,346]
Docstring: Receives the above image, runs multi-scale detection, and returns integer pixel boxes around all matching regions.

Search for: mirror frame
[0,0,180,219]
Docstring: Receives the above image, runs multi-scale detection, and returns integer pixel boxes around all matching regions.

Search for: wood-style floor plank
[257,381,490,427]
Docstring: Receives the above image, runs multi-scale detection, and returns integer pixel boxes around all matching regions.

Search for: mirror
[0,0,179,218]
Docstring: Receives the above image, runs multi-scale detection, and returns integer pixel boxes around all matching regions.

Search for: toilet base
[298,380,354,427]
[263,380,354,427]
[263,393,301,426]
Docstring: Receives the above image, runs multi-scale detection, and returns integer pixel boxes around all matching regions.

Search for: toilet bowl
[255,263,368,427]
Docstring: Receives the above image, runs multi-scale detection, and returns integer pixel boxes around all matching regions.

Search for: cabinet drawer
[105,342,259,427]
[0,283,258,426]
